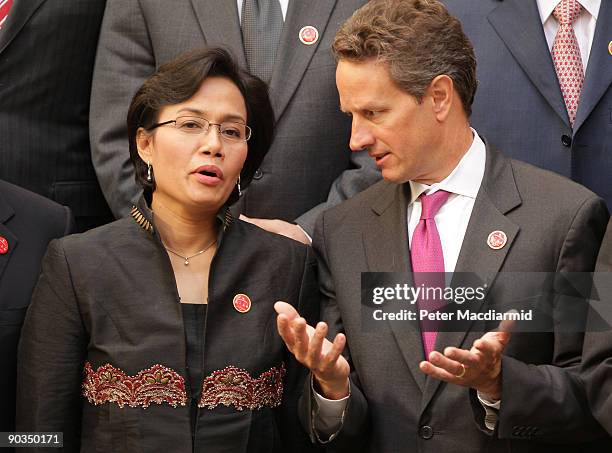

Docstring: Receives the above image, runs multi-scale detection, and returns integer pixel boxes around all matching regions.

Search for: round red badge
[299,26,319,45]
[609,41,612,56]
[0,236,8,254]
[233,293,252,313]
[487,230,507,250]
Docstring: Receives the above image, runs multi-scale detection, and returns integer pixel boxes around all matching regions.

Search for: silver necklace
[164,239,216,265]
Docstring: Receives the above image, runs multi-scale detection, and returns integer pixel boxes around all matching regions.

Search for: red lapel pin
[487,230,507,250]
[0,236,8,254]
[233,293,252,313]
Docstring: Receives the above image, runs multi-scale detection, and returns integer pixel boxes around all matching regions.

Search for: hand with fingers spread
[419,319,515,400]
[274,301,350,400]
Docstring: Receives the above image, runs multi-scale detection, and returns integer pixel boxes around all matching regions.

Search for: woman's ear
[136,127,154,163]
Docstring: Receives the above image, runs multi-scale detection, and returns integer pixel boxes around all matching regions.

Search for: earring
[237,176,242,197]
[147,161,152,182]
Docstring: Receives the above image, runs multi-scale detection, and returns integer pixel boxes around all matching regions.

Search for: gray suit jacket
[307,142,609,452]
[90,0,380,234]
[441,0,612,209]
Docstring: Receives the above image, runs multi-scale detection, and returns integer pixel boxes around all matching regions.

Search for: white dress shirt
[536,0,601,71]
[237,0,289,22]
[407,130,485,272]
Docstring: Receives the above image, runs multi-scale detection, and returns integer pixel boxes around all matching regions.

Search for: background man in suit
[581,219,612,435]
[90,0,380,243]
[275,1,610,451]
[441,0,612,209]
[0,0,113,232]
[0,179,72,443]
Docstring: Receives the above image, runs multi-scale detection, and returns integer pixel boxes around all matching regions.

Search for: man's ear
[427,75,454,122]
[136,128,154,163]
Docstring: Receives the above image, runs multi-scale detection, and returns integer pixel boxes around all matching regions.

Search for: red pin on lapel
[299,25,319,45]
[608,41,612,56]
[233,293,252,313]
[0,236,8,254]
[487,230,507,250]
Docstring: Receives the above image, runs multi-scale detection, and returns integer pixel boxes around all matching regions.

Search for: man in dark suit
[581,219,612,435]
[0,179,72,440]
[0,0,113,232]
[441,0,612,209]
[90,0,380,243]
[275,1,610,451]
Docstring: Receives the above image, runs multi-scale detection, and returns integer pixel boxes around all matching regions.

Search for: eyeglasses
[147,115,252,142]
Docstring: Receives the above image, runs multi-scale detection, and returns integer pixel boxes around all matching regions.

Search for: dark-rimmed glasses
[147,115,252,142]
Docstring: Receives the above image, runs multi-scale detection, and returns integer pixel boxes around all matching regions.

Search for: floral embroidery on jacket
[82,362,187,408]
[199,363,286,411]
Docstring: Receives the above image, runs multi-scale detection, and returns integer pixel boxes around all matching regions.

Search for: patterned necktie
[241,0,283,83]
[410,190,451,358]
[0,0,14,30]
[551,0,584,127]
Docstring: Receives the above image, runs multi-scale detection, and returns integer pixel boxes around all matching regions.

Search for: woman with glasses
[16,48,319,453]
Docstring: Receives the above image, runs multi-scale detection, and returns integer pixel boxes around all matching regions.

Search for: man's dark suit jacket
[442,0,612,209]
[0,180,72,437]
[305,142,610,452]
[90,0,380,234]
[581,219,612,435]
[0,0,113,231]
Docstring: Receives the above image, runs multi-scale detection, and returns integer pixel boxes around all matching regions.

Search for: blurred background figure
[17,48,319,452]
[0,0,113,232]
[0,179,72,448]
[91,0,380,244]
[442,0,612,209]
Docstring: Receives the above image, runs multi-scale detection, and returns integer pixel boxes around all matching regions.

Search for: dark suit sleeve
[16,240,87,453]
[298,212,369,451]
[580,218,612,435]
[295,151,381,236]
[275,246,323,452]
[90,0,153,218]
[491,196,609,442]
[60,205,75,236]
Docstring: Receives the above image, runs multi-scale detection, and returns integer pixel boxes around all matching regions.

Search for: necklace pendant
[184,259,189,265]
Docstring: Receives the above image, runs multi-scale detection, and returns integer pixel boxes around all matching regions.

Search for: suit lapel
[574,0,612,132]
[190,0,247,67]
[487,0,570,128]
[0,0,46,55]
[0,192,17,285]
[363,183,426,392]
[421,142,522,409]
[268,0,337,120]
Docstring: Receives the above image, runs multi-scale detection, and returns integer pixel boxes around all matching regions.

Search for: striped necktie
[0,0,14,30]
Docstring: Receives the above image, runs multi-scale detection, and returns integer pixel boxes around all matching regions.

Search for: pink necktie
[0,0,13,29]
[410,190,451,359]
[551,0,584,127]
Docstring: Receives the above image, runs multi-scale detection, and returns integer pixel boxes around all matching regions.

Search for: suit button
[419,425,434,439]
[253,169,263,180]
[561,134,572,147]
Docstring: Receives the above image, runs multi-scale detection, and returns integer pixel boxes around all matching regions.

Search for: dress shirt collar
[536,0,600,23]
[408,129,486,205]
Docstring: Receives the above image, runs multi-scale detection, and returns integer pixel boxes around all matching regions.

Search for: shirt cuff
[311,375,350,442]
[296,224,313,244]
[477,391,501,431]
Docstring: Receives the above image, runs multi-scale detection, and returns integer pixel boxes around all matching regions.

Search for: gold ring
[455,363,466,379]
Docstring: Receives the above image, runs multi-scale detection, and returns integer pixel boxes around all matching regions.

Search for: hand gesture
[419,318,515,400]
[275,301,350,399]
